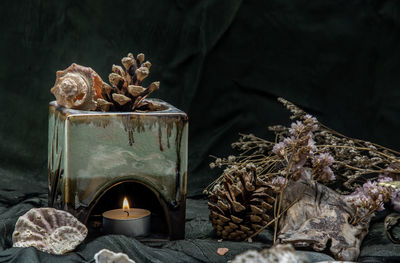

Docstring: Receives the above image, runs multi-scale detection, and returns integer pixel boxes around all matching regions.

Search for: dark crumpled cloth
[0,168,332,262]
[0,193,332,263]
[0,169,398,263]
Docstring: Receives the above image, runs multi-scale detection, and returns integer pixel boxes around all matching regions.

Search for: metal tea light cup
[102,208,151,237]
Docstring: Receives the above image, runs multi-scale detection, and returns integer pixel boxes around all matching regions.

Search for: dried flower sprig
[267,114,337,241]
[312,153,336,183]
[345,176,398,224]
[269,176,288,192]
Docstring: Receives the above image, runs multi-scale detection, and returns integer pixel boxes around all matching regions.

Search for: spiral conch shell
[12,207,88,255]
[51,63,104,110]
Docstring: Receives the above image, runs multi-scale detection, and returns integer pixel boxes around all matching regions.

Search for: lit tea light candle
[102,197,151,237]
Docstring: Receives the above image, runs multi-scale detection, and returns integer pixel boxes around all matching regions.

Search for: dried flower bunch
[273,98,400,193]
[205,98,400,242]
[51,52,161,112]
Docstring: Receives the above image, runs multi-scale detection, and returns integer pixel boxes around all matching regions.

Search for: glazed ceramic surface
[48,99,188,224]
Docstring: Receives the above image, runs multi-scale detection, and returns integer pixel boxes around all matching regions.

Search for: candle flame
[122,197,130,210]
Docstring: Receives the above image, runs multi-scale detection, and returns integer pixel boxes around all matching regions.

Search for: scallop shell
[51,63,104,110]
[94,249,136,263]
[12,207,88,255]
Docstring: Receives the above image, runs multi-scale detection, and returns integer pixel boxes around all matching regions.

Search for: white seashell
[231,244,309,263]
[51,63,104,111]
[94,249,136,263]
[12,207,88,255]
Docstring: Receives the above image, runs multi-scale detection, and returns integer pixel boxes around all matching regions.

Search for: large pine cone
[207,167,276,240]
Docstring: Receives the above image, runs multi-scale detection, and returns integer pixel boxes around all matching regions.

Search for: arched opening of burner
[86,180,169,240]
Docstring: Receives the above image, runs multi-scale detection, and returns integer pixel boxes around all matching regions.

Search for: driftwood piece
[278,179,369,261]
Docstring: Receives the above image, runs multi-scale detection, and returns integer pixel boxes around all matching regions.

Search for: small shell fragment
[94,249,136,263]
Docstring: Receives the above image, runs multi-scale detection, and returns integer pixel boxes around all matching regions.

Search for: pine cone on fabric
[206,167,275,241]
[100,52,161,112]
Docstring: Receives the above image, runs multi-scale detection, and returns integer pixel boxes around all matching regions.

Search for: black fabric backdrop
[1,0,400,262]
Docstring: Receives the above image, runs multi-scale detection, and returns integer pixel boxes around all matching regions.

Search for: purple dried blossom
[290,136,315,170]
[377,176,400,212]
[283,137,296,148]
[288,116,318,138]
[270,176,288,192]
[321,166,335,182]
[378,175,393,183]
[272,115,319,178]
[308,137,316,152]
[364,180,393,200]
[346,192,372,211]
[302,114,319,132]
[313,153,334,166]
[289,121,307,137]
[312,153,336,182]
[272,142,286,157]
[346,179,395,223]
